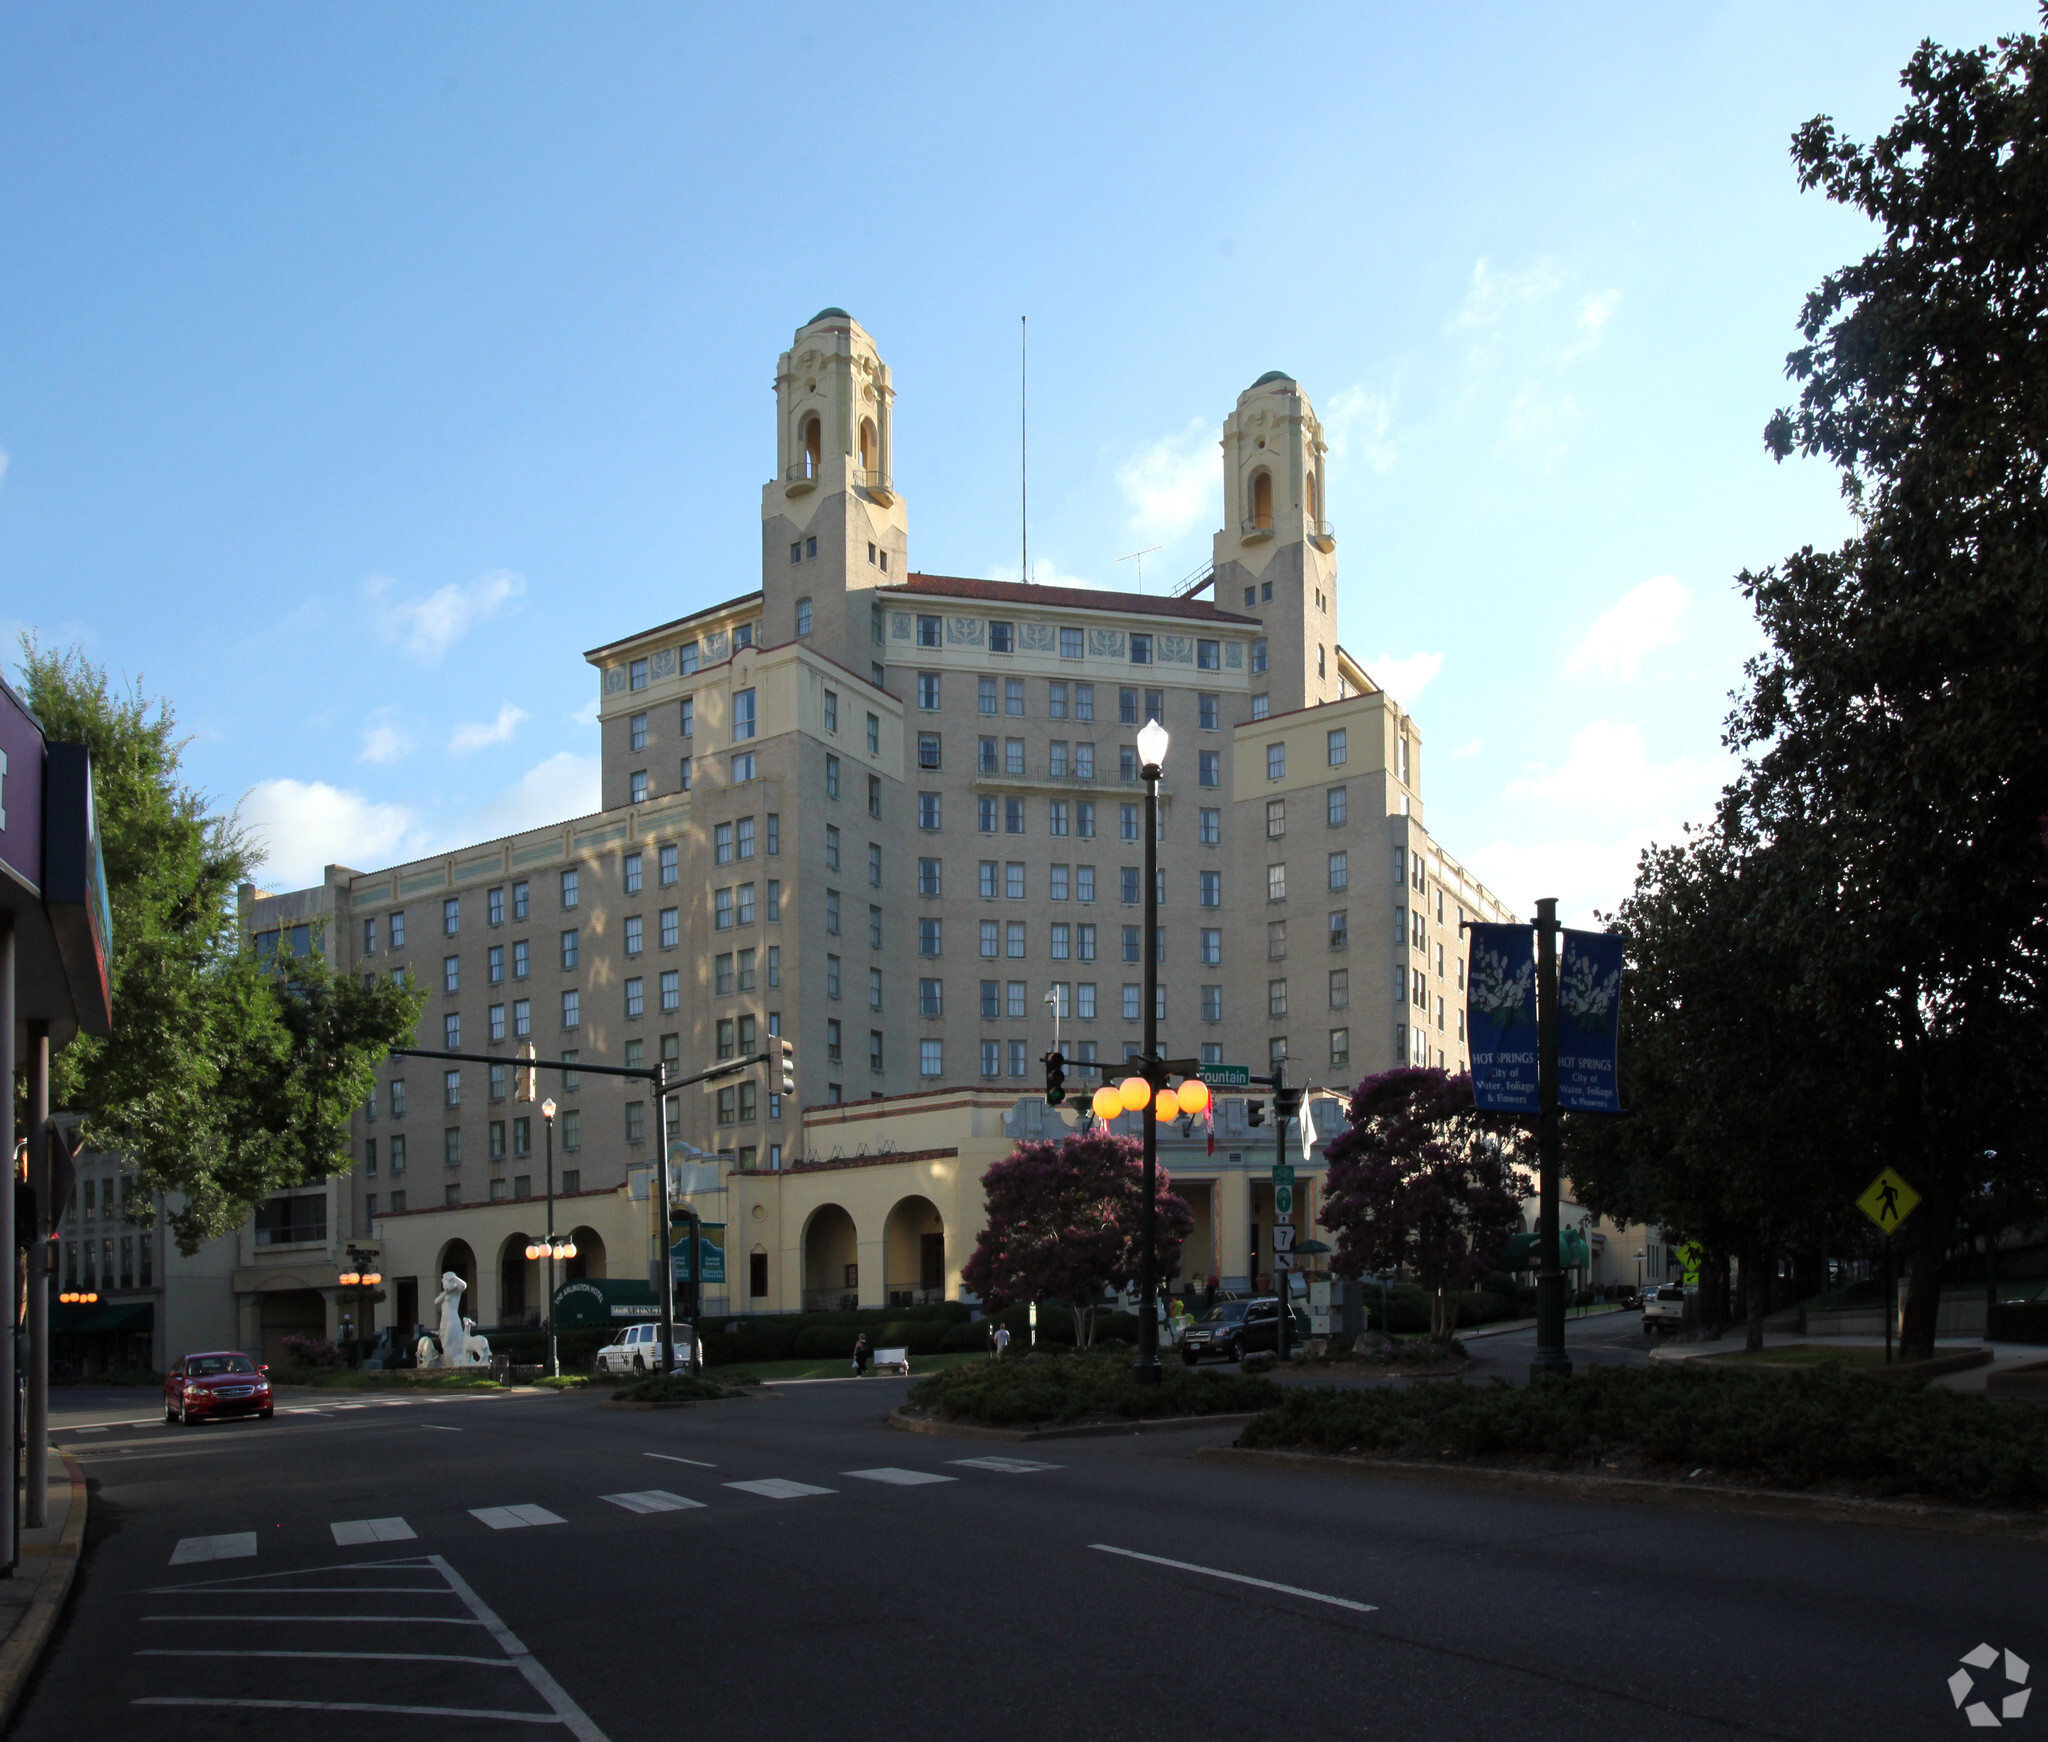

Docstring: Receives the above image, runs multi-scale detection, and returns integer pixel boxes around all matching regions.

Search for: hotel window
[1005,862,1025,899]
[628,713,648,753]
[1077,866,1096,903]
[625,977,644,1019]
[1328,786,1348,826]
[513,999,531,1038]
[1268,863,1287,901]
[1252,639,1268,674]
[1004,798,1024,834]
[917,672,941,710]
[679,755,692,791]
[979,920,1000,959]
[715,953,734,996]
[443,956,460,994]
[1048,682,1068,719]
[977,676,998,716]
[1197,638,1220,671]
[488,885,506,927]
[715,888,734,930]
[732,689,756,741]
[735,816,755,860]
[1267,799,1286,840]
[1269,920,1287,960]
[827,1020,842,1063]
[1329,909,1348,950]
[624,851,644,893]
[680,641,702,674]
[738,883,756,925]
[390,910,406,948]
[918,614,943,647]
[1267,743,1286,780]
[660,970,680,1013]
[1200,927,1221,966]
[624,915,644,956]
[1074,684,1095,722]
[1200,871,1220,907]
[1005,980,1027,1019]
[796,596,813,636]
[1121,747,1138,782]
[827,956,842,999]
[1129,633,1152,665]
[919,792,942,830]
[1202,986,1223,1022]
[1051,923,1071,959]
[1004,921,1025,959]
[1004,679,1024,717]
[391,1134,408,1173]
[657,843,678,886]
[1329,851,1349,890]
[867,712,880,753]
[1330,1028,1351,1069]
[1005,737,1025,775]
[981,1040,1001,1076]
[979,980,1001,1020]
[1199,750,1219,788]
[868,905,881,948]
[443,897,460,936]
[732,752,756,783]
[1074,982,1097,1019]
[681,697,695,737]
[629,658,649,692]
[990,619,1014,654]
[977,797,997,833]
[1122,984,1141,1020]
[1120,867,1140,904]
[489,1121,506,1161]
[443,1012,460,1049]
[444,1127,462,1166]
[919,979,943,1017]
[1329,968,1350,1009]
[1119,804,1138,842]
[1050,864,1070,901]
[918,732,942,771]
[1050,800,1069,836]
[1120,688,1138,726]
[869,775,882,818]
[1199,694,1219,731]
[738,948,756,991]
[1327,727,1348,766]
[826,755,840,799]
[920,1039,943,1077]
[363,916,377,956]
[1144,690,1163,723]
[560,928,580,970]
[869,1030,884,1072]
[1199,808,1220,845]
[1061,626,1084,659]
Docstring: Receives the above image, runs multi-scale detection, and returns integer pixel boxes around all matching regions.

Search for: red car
[165,1351,274,1425]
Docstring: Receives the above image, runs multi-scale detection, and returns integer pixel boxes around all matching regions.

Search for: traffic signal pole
[391,1042,791,1378]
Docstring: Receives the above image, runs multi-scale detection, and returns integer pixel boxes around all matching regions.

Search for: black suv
[1178,1296,1311,1364]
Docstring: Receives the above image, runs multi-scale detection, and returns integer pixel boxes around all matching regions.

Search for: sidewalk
[0,1450,87,1729]
[1647,1330,2044,1391]
[1456,1304,1630,1342]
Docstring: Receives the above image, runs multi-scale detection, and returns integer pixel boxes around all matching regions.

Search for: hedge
[1237,1363,2048,1508]
[908,1351,1282,1428]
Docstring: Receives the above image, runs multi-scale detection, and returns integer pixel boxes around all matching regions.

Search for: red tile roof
[892,573,1259,626]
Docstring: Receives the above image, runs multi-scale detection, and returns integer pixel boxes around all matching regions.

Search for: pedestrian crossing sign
[1856,1167,1920,1232]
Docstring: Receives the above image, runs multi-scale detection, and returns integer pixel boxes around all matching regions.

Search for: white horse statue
[429,1271,467,1370]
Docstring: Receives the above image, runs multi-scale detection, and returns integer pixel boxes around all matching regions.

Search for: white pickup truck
[594,1322,696,1374]
[1641,1284,1689,1333]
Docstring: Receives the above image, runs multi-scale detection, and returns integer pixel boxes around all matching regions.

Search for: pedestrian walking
[852,1332,870,1376]
[993,1324,1012,1360]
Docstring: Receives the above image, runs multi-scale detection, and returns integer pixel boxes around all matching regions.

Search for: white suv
[1641,1284,1689,1334]
[594,1323,696,1374]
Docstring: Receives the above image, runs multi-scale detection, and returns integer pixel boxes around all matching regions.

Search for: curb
[1192,1445,2048,1540]
[889,1405,1261,1443]
[1651,1344,1994,1380]
[1457,1306,1629,1343]
[0,1450,89,1731]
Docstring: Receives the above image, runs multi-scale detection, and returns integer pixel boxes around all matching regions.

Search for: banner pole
[1531,898,1572,1379]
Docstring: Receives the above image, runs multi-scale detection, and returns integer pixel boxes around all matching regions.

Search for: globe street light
[537,1097,561,1377]
[1134,716,1170,1383]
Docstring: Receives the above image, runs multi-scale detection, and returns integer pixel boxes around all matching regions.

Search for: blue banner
[1557,929,1623,1113]
[1466,922,1538,1112]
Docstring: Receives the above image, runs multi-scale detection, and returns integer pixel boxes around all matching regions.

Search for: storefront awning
[551,1278,658,1329]
[52,1300,155,1335]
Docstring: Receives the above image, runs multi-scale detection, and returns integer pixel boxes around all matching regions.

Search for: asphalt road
[13,1373,2036,1742]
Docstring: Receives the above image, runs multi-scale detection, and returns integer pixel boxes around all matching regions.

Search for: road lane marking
[723,1478,834,1500]
[134,1697,560,1722]
[950,1456,1062,1473]
[471,1505,565,1530]
[169,1533,258,1566]
[430,1552,613,1742]
[423,1425,464,1432]
[73,1426,107,1434]
[600,1490,705,1514]
[145,1614,489,1624]
[332,1518,417,1545]
[1088,1544,1377,1612]
[140,1650,517,1666]
[644,1453,716,1467]
[841,1467,955,1486]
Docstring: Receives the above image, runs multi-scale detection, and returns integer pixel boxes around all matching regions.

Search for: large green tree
[20,642,423,1249]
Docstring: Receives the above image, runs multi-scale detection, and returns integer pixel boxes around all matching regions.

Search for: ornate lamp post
[523,1098,575,1378]
[337,1250,382,1365]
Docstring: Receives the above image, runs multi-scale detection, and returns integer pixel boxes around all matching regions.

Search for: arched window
[1306,470,1320,523]
[858,417,877,473]
[801,415,822,478]
[1250,470,1273,531]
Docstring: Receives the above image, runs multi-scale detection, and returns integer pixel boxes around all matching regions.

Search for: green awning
[52,1300,155,1335]
[551,1278,658,1329]
[1501,1232,1591,1271]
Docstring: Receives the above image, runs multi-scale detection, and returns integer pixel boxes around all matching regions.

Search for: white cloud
[238,779,425,891]
[1116,418,1217,548]
[1504,719,1724,816]
[1446,257,1563,335]
[1466,830,1666,932]
[460,751,601,842]
[1322,384,1397,475]
[0,450,10,486]
[366,568,526,663]
[1564,575,1690,682]
[448,703,528,755]
[984,556,1116,592]
[357,708,411,765]
[568,694,600,727]
[1368,651,1443,704]
[1578,289,1621,333]
[1443,737,1484,761]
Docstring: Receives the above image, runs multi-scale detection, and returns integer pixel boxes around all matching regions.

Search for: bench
[870,1346,911,1376]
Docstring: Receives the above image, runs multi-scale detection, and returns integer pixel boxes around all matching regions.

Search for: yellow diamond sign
[1856,1167,1920,1232]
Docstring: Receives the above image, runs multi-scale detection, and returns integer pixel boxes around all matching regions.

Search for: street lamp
[1136,718,1170,1382]
[337,1258,382,1364]
[528,1098,565,1377]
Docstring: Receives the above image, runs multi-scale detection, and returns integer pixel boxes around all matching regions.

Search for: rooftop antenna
[1118,546,1163,595]
[1020,315,1029,584]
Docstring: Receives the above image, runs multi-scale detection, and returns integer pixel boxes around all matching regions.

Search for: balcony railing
[1240,516,1274,542]
[1309,518,1337,550]
[786,459,818,494]
[857,466,894,504]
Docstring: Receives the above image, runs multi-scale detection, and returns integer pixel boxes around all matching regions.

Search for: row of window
[625,630,755,693]
[910,616,1241,673]
[897,1026,1354,1080]
[363,1172,586,1217]
[63,1235,152,1293]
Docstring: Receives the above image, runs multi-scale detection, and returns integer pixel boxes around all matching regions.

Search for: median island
[1231,1363,2048,1511]
[898,1352,1282,1431]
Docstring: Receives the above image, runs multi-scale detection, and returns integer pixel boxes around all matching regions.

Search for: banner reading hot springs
[1556,929,1623,1114]
[1465,922,1538,1113]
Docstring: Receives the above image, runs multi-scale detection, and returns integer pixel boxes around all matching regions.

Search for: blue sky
[2,1,2028,922]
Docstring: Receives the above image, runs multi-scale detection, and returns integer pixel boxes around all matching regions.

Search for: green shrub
[908,1351,1281,1427]
[942,1321,996,1353]
[613,1371,741,1404]
[793,1325,861,1359]
[1238,1364,2048,1508]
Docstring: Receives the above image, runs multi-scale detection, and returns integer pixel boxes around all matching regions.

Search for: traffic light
[515,1042,537,1103]
[1246,1099,1266,1127]
[1274,1086,1303,1123]
[1042,1051,1066,1106]
[778,1037,797,1098]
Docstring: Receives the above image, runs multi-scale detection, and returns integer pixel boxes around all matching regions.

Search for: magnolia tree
[962,1134,1194,1352]
[1319,1067,1530,1339]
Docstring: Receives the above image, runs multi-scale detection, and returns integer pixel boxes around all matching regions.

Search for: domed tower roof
[1249,370,1295,388]
[806,306,853,324]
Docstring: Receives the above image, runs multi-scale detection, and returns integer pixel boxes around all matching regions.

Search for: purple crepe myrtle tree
[1319,1067,1531,1340]
[962,1134,1195,1352]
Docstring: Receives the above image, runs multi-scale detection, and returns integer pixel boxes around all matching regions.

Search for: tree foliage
[1318,1069,1529,1338]
[20,642,423,1249]
[1570,22,2048,1356]
[961,1134,1194,1351]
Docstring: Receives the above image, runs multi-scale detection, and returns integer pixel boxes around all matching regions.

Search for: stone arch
[883,1195,946,1307]
[800,413,822,477]
[566,1225,605,1282]
[802,1202,859,1312]
[498,1233,536,1327]
[1248,468,1273,531]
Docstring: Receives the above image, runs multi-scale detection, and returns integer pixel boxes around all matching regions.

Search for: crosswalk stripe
[949,1456,1062,1473]
[841,1467,955,1486]
[331,1518,417,1545]
[170,1534,258,1566]
[469,1505,565,1530]
[599,1490,705,1515]
[723,1478,834,1500]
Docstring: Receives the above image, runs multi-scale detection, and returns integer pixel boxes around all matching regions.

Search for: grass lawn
[708,1350,988,1385]
[1701,1345,1894,1367]
[270,1367,504,1391]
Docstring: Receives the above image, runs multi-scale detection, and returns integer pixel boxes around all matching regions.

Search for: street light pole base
[1132,1358,1162,1385]
[1528,1350,1573,1381]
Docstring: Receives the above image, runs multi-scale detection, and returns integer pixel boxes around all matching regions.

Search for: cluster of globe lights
[337,1267,383,1287]
[57,1290,98,1304]
[1090,1072,1211,1125]
[525,1234,576,1262]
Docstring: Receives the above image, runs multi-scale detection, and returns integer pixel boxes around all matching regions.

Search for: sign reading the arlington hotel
[228,308,1515,1349]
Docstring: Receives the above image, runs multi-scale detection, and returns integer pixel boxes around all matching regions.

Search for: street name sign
[1198,1064,1251,1089]
[1856,1168,1920,1233]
